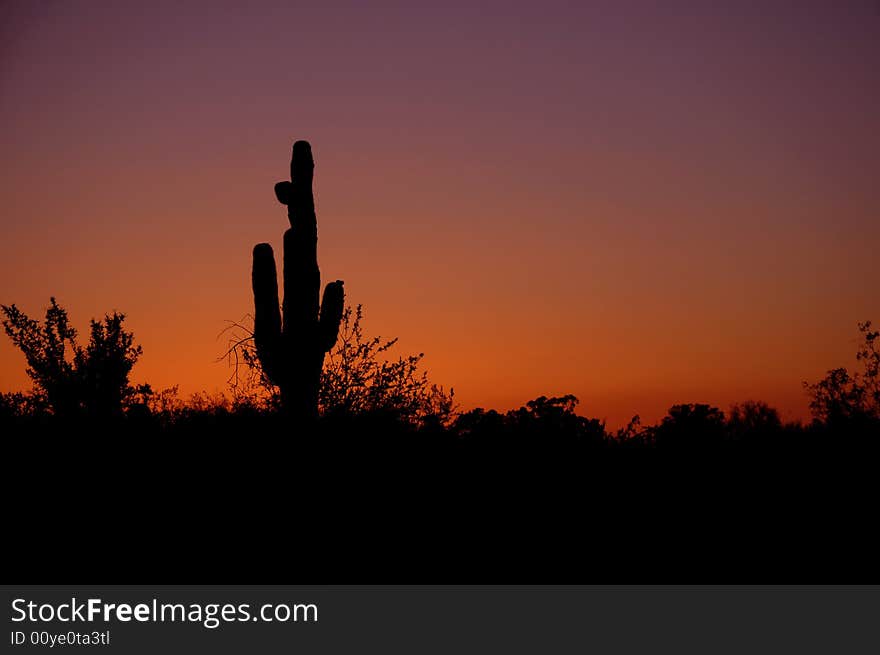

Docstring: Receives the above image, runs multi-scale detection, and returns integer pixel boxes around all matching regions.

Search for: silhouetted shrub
[0,390,47,421]
[613,415,652,446]
[1,298,143,417]
[320,305,455,427]
[654,403,726,450]
[223,303,455,428]
[75,312,143,416]
[506,395,606,445]
[453,395,606,447]
[727,400,782,442]
[804,321,879,430]
[454,408,506,439]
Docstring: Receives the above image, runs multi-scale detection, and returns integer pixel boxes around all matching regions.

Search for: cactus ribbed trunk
[252,140,344,421]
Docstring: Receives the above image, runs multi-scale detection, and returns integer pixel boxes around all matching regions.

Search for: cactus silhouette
[252,140,344,419]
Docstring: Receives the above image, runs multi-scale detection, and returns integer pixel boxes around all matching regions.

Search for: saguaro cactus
[252,140,344,419]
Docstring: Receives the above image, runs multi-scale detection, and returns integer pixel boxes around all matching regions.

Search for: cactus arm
[251,243,282,384]
[273,181,292,211]
[318,280,345,353]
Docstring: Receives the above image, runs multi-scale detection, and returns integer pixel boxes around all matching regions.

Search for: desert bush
[727,400,782,441]
[654,403,726,450]
[223,303,455,427]
[1,298,143,417]
[805,321,879,427]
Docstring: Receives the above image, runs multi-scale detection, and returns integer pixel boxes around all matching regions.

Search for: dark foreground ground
[5,412,878,583]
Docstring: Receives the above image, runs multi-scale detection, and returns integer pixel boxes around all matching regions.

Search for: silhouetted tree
[453,395,606,446]
[804,321,879,427]
[614,414,652,446]
[454,408,505,439]
[251,140,344,421]
[0,391,47,421]
[727,400,782,441]
[654,403,726,450]
[507,395,606,444]
[1,298,142,417]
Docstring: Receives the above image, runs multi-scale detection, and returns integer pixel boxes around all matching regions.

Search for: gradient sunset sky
[1,1,877,427]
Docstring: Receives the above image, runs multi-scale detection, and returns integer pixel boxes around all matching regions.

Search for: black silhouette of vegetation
[222,303,455,428]
[804,321,879,430]
[4,302,876,449]
[1,298,145,418]
[5,303,877,581]
[251,140,344,421]
[3,140,877,583]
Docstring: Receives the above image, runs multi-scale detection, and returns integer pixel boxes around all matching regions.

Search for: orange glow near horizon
[1,2,878,428]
